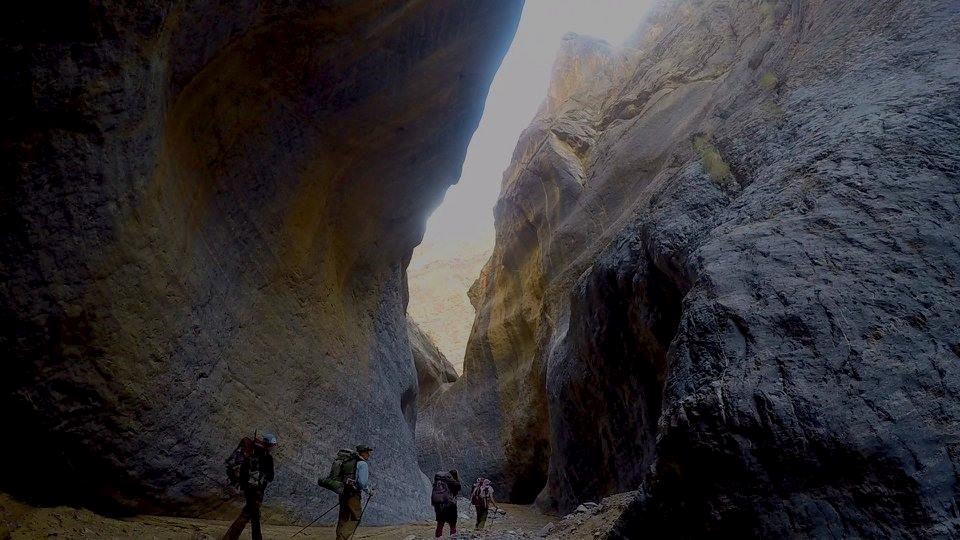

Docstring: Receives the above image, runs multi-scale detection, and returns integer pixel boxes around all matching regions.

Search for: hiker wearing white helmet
[470,477,497,530]
[223,432,278,540]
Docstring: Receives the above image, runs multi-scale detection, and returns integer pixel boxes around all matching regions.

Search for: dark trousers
[434,502,457,537]
[336,493,362,540]
[475,505,489,529]
[224,487,263,540]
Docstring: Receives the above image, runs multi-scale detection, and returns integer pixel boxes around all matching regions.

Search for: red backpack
[471,479,490,508]
[225,437,255,487]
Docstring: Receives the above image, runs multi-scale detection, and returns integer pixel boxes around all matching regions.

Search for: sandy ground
[0,494,558,539]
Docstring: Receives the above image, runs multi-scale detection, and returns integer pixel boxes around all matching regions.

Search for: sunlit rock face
[422,0,960,536]
[409,317,458,404]
[407,234,495,371]
[0,0,522,524]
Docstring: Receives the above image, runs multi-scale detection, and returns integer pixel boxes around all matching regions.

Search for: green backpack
[318,449,359,494]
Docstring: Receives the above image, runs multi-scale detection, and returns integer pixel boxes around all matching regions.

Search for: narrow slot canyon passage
[409,0,656,513]
[3,1,959,539]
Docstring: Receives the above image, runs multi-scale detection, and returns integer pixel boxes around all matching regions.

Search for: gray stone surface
[409,317,458,404]
[423,0,960,536]
[0,0,522,524]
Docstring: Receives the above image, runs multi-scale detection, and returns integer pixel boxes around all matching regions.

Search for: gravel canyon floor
[1,495,562,540]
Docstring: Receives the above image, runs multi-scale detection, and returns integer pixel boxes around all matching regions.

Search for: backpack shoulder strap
[340,456,359,479]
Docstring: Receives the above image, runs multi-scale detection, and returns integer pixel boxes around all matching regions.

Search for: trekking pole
[345,491,375,540]
[291,501,340,538]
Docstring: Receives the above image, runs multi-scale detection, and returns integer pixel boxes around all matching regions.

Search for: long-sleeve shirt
[355,459,371,494]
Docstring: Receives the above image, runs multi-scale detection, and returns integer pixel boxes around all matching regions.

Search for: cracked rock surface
[420,0,960,536]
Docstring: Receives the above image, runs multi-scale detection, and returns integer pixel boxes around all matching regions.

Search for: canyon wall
[420,0,960,536]
[0,0,522,524]
[408,234,495,371]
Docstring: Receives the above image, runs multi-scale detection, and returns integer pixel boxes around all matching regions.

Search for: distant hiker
[323,444,373,540]
[223,432,277,540]
[431,469,461,537]
[470,477,497,530]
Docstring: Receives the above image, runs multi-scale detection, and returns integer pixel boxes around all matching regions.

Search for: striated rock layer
[0,0,522,524]
[420,1,960,536]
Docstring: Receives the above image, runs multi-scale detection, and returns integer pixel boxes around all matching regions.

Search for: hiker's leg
[339,518,359,540]
[222,508,249,540]
[477,507,488,530]
[450,520,457,535]
[249,492,263,540]
[336,499,351,540]
[336,495,361,539]
[250,516,262,540]
[435,521,444,537]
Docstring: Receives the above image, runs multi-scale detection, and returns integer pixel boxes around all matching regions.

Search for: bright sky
[417,0,653,253]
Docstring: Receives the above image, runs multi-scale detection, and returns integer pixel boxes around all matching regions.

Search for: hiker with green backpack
[318,444,375,540]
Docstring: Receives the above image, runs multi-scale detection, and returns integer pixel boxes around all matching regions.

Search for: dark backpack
[225,437,255,487]
[471,479,492,508]
[431,473,452,506]
[470,484,484,507]
[318,449,359,494]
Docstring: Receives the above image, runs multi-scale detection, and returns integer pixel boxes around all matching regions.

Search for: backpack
[318,449,359,494]
[225,437,255,487]
[431,473,452,506]
[470,484,484,507]
[471,480,492,508]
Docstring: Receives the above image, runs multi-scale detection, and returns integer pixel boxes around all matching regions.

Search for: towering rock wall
[0,0,522,524]
[421,0,960,536]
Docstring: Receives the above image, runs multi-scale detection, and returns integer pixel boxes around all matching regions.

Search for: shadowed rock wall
[420,0,960,536]
[0,0,522,524]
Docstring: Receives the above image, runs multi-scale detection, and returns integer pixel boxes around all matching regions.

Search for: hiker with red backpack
[470,477,497,530]
[431,469,461,537]
[223,432,277,540]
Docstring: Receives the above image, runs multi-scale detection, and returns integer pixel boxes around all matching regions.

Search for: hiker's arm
[356,461,372,494]
[265,456,275,483]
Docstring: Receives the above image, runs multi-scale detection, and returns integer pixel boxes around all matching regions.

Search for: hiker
[223,432,277,540]
[431,469,461,537]
[470,477,497,530]
[336,444,374,540]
